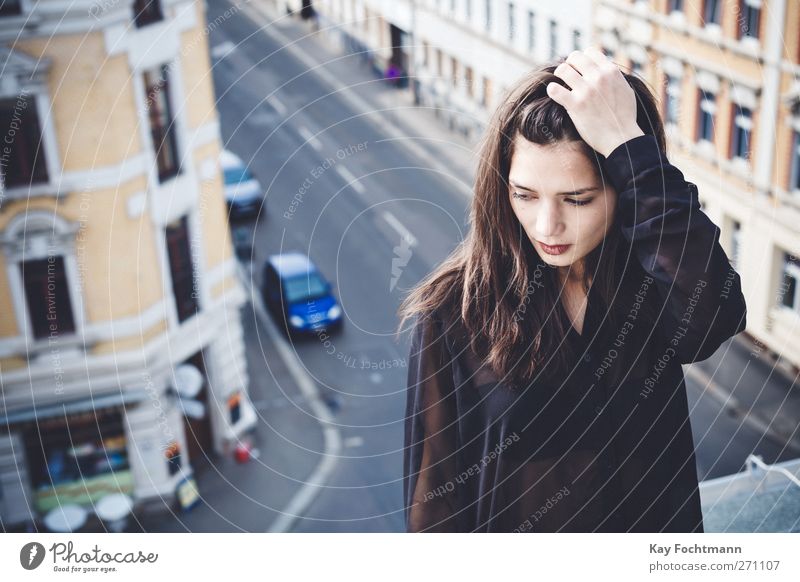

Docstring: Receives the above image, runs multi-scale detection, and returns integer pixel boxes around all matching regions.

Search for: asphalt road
[190,0,796,532]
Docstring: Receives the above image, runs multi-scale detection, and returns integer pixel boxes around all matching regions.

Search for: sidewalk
[127,292,327,533]
[690,333,800,455]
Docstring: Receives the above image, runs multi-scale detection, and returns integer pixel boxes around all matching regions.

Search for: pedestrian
[385,62,400,87]
[397,47,747,532]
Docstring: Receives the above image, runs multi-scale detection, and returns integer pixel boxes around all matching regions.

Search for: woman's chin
[537,251,574,265]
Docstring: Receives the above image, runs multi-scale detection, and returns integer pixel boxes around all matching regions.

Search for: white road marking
[246,110,277,127]
[266,94,287,115]
[335,164,366,193]
[298,125,323,152]
[343,436,364,448]
[210,40,236,59]
[381,211,417,246]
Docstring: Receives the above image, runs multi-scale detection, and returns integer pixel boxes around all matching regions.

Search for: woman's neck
[557,260,587,289]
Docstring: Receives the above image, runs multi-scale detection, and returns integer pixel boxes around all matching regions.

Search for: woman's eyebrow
[509,180,601,196]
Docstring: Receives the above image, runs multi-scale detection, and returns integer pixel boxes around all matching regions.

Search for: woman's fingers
[553,61,586,92]
[584,45,613,67]
[564,50,600,82]
[545,81,573,108]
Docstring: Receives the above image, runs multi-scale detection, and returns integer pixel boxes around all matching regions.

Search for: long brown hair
[396,57,667,389]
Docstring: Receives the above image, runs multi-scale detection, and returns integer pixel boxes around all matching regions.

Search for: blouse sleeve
[403,312,462,532]
[602,134,747,364]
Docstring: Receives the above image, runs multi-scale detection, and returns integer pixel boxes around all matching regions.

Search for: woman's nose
[534,201,563,238]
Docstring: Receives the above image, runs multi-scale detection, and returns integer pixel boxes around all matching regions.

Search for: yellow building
[0,0,255,529]
[595,0,800,372]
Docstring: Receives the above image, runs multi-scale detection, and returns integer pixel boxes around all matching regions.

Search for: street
[138,0,798,532]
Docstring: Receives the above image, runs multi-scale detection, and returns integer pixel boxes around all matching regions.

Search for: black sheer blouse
[403,134,748,532]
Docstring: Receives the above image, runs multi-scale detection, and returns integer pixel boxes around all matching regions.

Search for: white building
[302,0,594,138]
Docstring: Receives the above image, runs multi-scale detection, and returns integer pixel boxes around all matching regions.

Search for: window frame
[729,103,752,161]
[780,252,800,313]
[696,88,717,144]
[143,63,181,184]
[0,93,49,190]
[1,211,83,349]
[703,0,721,26]
[549,19,558,60]
[527,10,535,53]
[164,214,200,324]
[132,0,164,28]
[507,1,515,43]
[664,74,681,126]
[737,0,760,41]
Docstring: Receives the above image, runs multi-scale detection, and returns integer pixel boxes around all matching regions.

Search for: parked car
[261,253,343,335]
[220,149,263,220]
[231,225,253,261]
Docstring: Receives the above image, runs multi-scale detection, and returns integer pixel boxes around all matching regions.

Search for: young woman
[398,47,747,533]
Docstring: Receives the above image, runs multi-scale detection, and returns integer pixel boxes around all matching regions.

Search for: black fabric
[403,134,747,532]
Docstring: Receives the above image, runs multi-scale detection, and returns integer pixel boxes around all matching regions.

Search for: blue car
[262,253,343,335]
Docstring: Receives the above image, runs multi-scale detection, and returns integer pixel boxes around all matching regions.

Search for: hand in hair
[546,47,645,158]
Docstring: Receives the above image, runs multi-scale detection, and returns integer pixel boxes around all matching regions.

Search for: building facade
[0,0,256,529]
[298,0,800,372]
[305,0,593,138]
[596,0,800,371]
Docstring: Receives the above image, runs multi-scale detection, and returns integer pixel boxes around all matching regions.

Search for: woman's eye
[512,191,534,200]
[566,198,592,206]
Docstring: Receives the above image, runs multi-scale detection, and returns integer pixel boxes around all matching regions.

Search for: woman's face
[507,134,617,277]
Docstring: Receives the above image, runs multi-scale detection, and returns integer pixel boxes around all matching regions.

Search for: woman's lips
[537,241,572,255]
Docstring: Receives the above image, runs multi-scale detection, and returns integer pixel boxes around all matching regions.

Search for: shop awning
[0,390,152,426]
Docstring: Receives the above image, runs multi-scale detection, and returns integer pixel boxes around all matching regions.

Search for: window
[527,10,535,53]
[664,74,681,125]
[482,76,492,108]
[465,0,472,21]
[484,0,491,33]
[0,96,49,189]
[284,273,328,303]
[422,41,429,68]
[790,130,800,191]
[143,64,180,182]
[703,0,721,26]
[730,220,742,271]
[730,104,752,160]
[696,88,716,143]
[0,0,22,16]
[465,66,474,98]
[507,2,515,42]
[668,0,684,12]
[436,49,443,78]
[451,57,459,88]
[573,29,581,51]
[21,256,76,341]
[780,253,800,312]
[737,0,760,40]
[132,0,163,28]
[549,19,558,60]
[165,216,199,323]
[22,410,131,513]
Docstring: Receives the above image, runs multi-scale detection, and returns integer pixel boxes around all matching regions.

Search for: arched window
[0,211,82,344]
